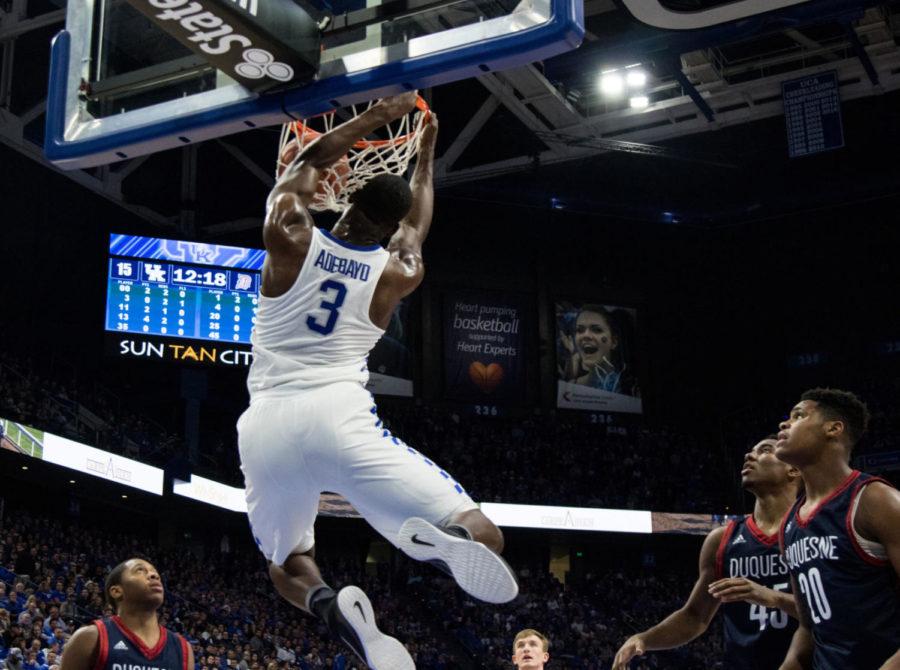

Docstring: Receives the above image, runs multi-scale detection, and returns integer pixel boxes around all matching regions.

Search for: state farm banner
[443,291,526,403]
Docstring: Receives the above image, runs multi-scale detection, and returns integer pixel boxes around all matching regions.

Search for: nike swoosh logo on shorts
[353,601,366,622]
[411,534,436,547]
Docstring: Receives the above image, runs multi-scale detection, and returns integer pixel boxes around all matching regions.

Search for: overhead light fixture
[121,494,128,499]
[630,96,650,109]
[599,72,624,97]
[69,480,75,484]
[626,70,647,88]
[21,466,28,470]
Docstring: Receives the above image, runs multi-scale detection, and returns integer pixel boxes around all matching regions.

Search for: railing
[0,359,181,465]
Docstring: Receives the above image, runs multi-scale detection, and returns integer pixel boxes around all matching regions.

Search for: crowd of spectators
[0,506,724,670]
[0,350,730,511]
[377,404,726,511]
[0,352,182,469]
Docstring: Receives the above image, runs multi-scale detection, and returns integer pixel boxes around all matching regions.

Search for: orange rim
[290,95,430,149]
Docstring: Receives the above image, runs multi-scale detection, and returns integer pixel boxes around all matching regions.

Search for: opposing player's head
[512,629,549,669]
[741,435,801,495]
[105,558,164,613]
[776,388,869,466]
[342,174,413,243]
[574,305,617,368]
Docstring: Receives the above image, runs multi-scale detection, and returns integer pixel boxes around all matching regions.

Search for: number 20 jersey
[716,515,797,669]
[780,471,900,670]
[248,227,390,399]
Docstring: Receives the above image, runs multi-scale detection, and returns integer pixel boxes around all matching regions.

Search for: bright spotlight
[626,70,647,88]
[599,73,624,96]
[630,96,650,109]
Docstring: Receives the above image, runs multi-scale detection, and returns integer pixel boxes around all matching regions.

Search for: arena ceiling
[1,0,900,232]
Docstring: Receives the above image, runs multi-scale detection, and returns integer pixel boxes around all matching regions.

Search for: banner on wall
[0,417,164,494]
[555,301,642,414]
[367,299,414,396]
[443,291,526,403]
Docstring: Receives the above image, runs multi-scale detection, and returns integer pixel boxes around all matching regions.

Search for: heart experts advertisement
[443,290,526,403]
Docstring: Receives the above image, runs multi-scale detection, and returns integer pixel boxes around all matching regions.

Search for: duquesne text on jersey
[784,535,840,570]
[313,250,372,281]
[728,554,789,580]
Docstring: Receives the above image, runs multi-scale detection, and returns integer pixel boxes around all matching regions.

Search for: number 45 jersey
[716,515,797,670]
[248,228,390,398]
[780,471,900,670]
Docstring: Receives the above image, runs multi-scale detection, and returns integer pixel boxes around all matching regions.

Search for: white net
[277,98,429,212]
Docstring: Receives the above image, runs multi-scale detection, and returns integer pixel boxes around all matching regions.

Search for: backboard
[44,0,583,168]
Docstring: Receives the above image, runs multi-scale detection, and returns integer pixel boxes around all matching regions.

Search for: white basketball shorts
[237,381,478,565]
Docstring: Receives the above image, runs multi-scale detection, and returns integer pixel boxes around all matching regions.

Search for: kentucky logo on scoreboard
[109,234,266,269]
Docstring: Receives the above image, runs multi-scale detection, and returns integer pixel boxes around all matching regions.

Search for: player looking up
[59,559,193,670]
[776,388,900,670]
[511,629,551,669]
[613,436,801,670]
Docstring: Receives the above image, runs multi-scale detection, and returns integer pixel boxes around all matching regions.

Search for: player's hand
[612,635,646,670]
[708,577,773,607]
[374,92,419,120]
[419,111,438,146]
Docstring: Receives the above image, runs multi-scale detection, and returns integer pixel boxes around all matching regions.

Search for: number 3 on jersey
[307,279,347,335]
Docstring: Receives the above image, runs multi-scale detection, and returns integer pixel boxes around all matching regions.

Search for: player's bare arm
[58,624,99,670]
[777,574,812,670]
[612,526,724,670]
[854,482,900,670]
[708,576,799,619]
[386,111,437,290]
[262,92,420,296]
[369,111,437,327]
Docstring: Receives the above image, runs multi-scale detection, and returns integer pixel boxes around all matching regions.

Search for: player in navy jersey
[237,92,517,670]
[775,388,900,670]
[58,558,193,670]
[612,436,801,670]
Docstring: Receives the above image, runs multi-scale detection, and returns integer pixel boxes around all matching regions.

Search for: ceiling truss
[1,0,899,233]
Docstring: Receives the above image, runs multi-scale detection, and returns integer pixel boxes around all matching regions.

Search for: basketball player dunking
[237,92,518,670]
[776,388,900,670]
[59,559,193,670]
[613,436,801,670]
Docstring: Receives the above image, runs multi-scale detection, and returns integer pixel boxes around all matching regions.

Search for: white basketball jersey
[247,228,390,398]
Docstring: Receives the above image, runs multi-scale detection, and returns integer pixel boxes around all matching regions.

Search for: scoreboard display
[104,233,415,395]
[106,259,259,343]
[105,234,265,366]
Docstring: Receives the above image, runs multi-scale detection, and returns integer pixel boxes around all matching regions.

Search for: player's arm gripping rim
[385,111,438,296]
[611,526,725,670]
[855,481,900,670]
[707,576,799,620]
[264,92,420,259]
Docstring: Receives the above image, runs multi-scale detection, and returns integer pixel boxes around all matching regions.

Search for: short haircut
[348,174,412,226]
[104,557,152,611]
[800,388,869,447]
[513,629,550,653]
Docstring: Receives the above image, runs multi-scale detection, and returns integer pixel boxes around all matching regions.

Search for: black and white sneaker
[397,517,519,604]
[329,586,414,670]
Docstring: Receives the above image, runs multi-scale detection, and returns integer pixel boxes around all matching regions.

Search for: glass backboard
[45,0,584,168]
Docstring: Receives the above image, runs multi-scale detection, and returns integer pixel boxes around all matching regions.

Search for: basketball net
[277,96,430,213]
